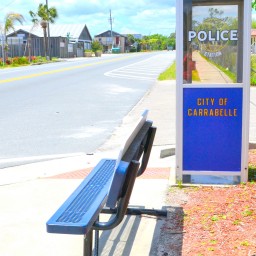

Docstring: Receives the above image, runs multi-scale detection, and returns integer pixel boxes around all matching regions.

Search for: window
[183,0,243,84]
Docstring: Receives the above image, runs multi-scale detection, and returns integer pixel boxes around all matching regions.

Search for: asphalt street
[0,51,175,168]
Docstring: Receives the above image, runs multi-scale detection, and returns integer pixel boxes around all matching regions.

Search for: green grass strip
[158,61,176,80]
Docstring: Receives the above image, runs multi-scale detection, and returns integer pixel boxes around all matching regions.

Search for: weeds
[248,164,256,181]
[242,208,253,217]
[240,240,250,246]
[233,219,241,225]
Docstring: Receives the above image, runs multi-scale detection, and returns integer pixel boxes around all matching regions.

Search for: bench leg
[94,230,99,256]
[83,230,93,256]
[94,216,100,256]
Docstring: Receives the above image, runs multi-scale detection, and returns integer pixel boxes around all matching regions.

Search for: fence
[200,45,256,84]
[0,37,85,59]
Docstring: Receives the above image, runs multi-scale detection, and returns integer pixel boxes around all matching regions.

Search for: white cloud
[1,0,176,37]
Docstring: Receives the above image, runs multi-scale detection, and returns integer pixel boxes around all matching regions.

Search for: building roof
[8,24,92,40]
[252,29,256,37]
[95,30,126,38]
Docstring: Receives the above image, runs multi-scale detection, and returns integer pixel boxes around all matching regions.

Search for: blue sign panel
[183,88,242,172]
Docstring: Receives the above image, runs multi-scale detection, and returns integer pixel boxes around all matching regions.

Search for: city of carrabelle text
[187,97,238,117]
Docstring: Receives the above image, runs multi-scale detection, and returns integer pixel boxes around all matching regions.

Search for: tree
[251,1,256,28]
[127,34,135,46]
[253,0,256,10]
[208,7,224,19]
[0,12,24,63]
[167,32,176,50]
[29,4,58,58]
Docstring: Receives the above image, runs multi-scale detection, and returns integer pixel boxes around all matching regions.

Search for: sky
[0,0,176,37]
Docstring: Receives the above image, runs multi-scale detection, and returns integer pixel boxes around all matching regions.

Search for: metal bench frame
[47,120,167,256]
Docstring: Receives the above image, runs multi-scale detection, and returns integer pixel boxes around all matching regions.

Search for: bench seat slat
[46,159,116,235]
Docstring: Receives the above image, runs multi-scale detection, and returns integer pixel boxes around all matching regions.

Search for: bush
[84,49,93,57]
[11,57,19,66]
[0,55,58,68]
[19,56,29,65]
[91,40,103,53]
[251,55,256,86]
[11,56,29,66]
[249,164,256,181]
[129,47,137,52]
[31,56,37,63]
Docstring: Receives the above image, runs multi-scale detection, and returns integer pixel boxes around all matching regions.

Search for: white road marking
[105,52,174,81]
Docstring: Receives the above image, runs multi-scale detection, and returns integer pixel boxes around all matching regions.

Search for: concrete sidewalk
[0,78,256,256]
[192,51,233,83]
[0,80,175,256]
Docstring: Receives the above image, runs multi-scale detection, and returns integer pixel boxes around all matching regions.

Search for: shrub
[129,47,137,52]
[12,57,20,66]
[18,56,29,65]
[31,56,37,62]
[5,59,11,65]
[10,56,29,66]
[249,164,256,181]
[91,40,103,53]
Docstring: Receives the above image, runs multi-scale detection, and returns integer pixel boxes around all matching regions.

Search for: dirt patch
[157,150,256,256]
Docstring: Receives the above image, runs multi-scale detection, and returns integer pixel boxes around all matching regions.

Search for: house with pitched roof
[94,30,127,53]
[6,24,92,58]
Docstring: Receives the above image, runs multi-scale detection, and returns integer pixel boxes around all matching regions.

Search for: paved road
[0,51,175,167]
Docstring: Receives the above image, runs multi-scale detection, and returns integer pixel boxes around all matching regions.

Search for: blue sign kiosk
[176,0,251,184]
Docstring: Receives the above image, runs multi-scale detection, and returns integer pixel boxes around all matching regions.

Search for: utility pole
[109,9,113,49]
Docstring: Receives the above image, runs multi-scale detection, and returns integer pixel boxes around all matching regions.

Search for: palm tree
[29,4,58,58]
[0,12,24,63]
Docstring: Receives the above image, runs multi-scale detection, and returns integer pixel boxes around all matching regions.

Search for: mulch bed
[159,150,256,256]
[181,184,256,255]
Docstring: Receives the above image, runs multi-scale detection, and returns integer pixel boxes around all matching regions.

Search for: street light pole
[46,0,51,60]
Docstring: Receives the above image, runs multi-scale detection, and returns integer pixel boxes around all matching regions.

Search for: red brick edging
[46,167,170,180]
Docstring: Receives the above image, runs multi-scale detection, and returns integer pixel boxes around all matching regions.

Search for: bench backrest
[92,119,156,230]
[106,120,156,208]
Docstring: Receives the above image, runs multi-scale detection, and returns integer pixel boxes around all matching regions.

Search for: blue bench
[46,114,167,256]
